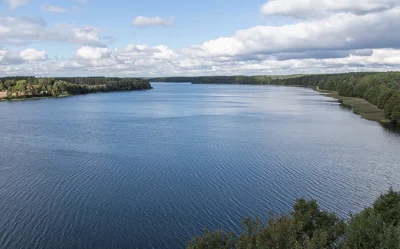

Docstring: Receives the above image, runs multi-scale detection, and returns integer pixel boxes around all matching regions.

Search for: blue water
[0,83,399,248]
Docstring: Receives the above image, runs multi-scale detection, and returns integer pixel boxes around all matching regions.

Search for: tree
[353,82,370,98]
[384,93,400,118]
[390,105,400,124]
[0,81,3,91]
[377,89,395,109]
[52,81,66,97]
[6,87,13,97]
[373,187,400,226]
[343,208,383,249]
[379,225,400,249]
[4,80,15,89]
[188,189,400,249]
[15,80,26,96]
[291,199,345,247]
[338,82,354,97]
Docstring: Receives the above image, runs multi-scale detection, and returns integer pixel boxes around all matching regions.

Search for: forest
[150,75,305,84]
[0,77,152,99]
[151,72,400,124]
[188,188,400,249]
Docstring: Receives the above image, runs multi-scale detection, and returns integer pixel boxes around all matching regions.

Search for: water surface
[0,83,399,248]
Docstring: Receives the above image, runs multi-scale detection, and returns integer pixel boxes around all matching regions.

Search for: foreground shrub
[188,189,400,249]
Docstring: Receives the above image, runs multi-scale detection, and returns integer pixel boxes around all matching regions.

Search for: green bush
[188,189,400,249]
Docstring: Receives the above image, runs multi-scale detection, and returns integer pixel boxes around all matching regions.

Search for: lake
[0,83,399,248]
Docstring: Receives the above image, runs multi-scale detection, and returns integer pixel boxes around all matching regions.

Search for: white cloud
[0,16,106,47]
[76,46,110,60]
[20,49,47,61]
[41,4,68,14]
[0,25,10,33]
[261,0,399,19]
[6,0,28,9]
[132,16,175,28]
[120,44,178,60]
[72,26,104,46]
[153,45,179,60]
[183,8,400,60]
[122,44,160,54]
[2,1,400,76]
[4,47,398,77]
[0,48,47,65]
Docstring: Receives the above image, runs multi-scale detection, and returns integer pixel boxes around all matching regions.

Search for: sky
[0,0,400,77]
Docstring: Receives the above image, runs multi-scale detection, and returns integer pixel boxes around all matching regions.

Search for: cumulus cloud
[3,47,399,77]
[0,48,47,65]
[0,16,106,47]
[183,8,400,60]
[261,0,399,19]
[0,50,23,65]
[6,0,29,10]
[71,26,104,46]
[120,44,178,60]
[132,16,175,28]
[1,1,400,76]
[122,44,160,54]
[41,4,68,14]
[20,49,48,61]
[75,46,110,60]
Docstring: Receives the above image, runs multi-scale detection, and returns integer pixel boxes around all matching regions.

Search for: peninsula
[0,77,152,101]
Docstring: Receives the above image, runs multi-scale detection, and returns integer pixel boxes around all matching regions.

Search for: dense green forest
[188,188,400,249]
[151,72,400,124]
[0,77,152,99]
[150,75,305,84]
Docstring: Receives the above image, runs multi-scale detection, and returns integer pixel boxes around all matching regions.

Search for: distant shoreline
[149,73,400,126]
[0,77,152,102]
[0,94,71,102]
[0,89,152,102]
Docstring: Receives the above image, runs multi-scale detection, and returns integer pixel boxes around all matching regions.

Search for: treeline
[150,75,304,85]
[0,77,152,99]
[188,188,400,249]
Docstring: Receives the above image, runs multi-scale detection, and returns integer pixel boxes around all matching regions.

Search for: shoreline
[0,94,72,102]
[0,89,152,102]
[317,89,392,124]
[1,85,395,126]
[0,93,76,102]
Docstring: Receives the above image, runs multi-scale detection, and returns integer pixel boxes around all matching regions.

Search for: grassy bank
[319,90,391,124]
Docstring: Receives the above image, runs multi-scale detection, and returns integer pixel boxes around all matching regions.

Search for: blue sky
[2,0,273,52]
[0,0,400,76]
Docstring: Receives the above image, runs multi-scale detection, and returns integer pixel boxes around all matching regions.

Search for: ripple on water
[0,83,399,248]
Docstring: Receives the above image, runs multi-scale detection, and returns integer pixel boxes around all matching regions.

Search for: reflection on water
[0,83,399,249]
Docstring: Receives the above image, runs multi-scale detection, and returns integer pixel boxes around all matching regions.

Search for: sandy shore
[0,92,6,99]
